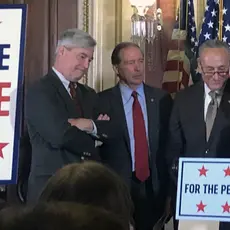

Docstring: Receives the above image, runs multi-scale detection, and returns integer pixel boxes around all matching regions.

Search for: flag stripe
[162,0,197,93]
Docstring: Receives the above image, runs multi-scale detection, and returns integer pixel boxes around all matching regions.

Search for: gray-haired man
[167,39,230,230]
[25,28,116,202]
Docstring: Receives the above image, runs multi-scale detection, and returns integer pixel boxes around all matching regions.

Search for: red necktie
[132,91,150,182]
[69,82,83,116]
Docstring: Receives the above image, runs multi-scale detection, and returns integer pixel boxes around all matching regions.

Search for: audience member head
[0,202,127,230]
[111,42,144,90]
[54,28,96,82]
[39,161,133,227]
[197,39,230,91]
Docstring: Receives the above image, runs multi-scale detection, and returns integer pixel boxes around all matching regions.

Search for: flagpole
[177,0,188,92]
[219,0,223,40]
[176,0,181,92]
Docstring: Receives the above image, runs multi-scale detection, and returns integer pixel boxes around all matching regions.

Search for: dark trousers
[171,183,178,230]
[131,172,164,230]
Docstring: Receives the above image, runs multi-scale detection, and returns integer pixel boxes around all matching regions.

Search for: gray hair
[198,39,230,57]
[55,28,96,54]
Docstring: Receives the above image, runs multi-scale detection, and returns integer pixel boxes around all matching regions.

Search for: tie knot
[69,82,76,90]
[132,91,138,99]
[209,91,217,99]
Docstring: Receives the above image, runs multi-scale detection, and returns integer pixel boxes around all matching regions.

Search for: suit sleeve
[91,92,122,143]
[166,94,185,181]
[25,85,94,154]
[157,93,173,201]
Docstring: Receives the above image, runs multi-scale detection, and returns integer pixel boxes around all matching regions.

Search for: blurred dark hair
[0,202,128,230]
[39,161,133,227]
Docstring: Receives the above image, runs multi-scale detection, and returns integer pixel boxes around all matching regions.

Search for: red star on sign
[196,201,206,212]
[198,165,208,177]
[222,202,230,213]
[224,166,230,177]
[0,143,8,158]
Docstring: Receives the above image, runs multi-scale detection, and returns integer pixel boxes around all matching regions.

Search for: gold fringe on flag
[176,0,188,92]
[219,0,223,40]
[176,0,182,91]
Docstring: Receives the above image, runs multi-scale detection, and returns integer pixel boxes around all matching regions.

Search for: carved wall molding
[78,0,121,91]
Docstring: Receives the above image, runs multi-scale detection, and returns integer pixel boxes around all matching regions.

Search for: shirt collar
[204,83,211,97]
[52,67,70,89]
[204,82,225,97]
[119,82,144,104]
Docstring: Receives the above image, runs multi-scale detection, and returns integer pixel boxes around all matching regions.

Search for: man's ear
[112,65,119,75]
[57,46,65,56]
[197,57,202,74]
[228,61,230,76]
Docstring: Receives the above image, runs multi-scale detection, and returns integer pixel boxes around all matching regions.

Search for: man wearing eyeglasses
[166,39,230,230]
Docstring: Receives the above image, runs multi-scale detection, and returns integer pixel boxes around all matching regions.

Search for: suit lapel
[193,82,206,145]
[47,70,80,117]
[208,79,230,146]
[112,84,131,152]
[144,84,158,155]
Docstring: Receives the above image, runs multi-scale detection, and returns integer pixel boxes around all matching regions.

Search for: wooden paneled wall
[0,0,79,86]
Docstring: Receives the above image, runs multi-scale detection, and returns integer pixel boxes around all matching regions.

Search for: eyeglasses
[201,66,229,77]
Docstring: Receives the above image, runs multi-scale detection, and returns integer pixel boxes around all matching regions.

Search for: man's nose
[83,59,90,69]
[213,72,220,80]
[134,64,141,71]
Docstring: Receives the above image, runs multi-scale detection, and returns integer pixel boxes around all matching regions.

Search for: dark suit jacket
[98,83,173,201]
[167,80,230,170]
[167,80,230,228]
[25,70,116,202]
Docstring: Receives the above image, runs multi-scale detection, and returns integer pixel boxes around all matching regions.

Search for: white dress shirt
[204,83,222,121]
[52,67,97,136]
[52,67,72,95]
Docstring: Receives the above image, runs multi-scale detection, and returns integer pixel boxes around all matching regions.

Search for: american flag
[222,0,230,45]
[191,0,230,81]
[198,0,219,46]
[162,0,197,94]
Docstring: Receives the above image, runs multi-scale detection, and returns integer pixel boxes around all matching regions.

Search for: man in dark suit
[25,28,116,203]
[166,39,230,230]
[98,42,173,230]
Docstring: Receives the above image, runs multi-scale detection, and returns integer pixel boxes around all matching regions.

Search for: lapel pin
[228,100,230,104]
[151,98,154,102]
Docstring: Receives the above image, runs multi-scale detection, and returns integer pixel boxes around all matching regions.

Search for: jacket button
[205,149,209,154]
[83,152,91,156]
[81,156,85,160]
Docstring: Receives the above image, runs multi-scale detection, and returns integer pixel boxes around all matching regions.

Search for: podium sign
[176,158,230,222]
[0,4,27,184]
